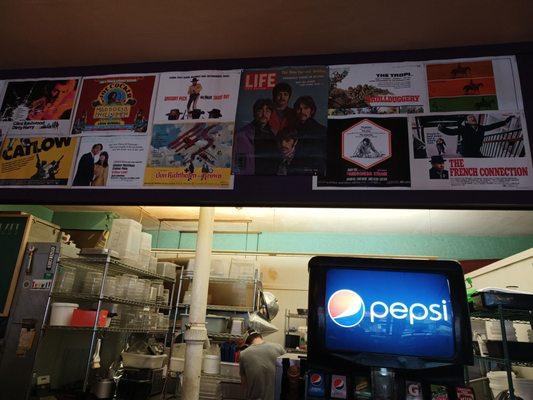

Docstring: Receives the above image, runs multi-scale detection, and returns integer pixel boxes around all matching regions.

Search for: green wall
[0,205,54,221]
[1,206,531,260]
[148,230,533,260]
[52,211,116,231]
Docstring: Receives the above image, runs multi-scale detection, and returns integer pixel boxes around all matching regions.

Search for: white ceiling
[45,205,533,237]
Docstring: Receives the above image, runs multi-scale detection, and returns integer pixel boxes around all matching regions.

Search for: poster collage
[0,55,530,191]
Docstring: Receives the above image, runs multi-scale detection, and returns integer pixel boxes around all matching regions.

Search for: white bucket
[50,302,79,326]
[202,355,221,375]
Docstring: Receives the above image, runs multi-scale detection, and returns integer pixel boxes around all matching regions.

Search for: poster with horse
[426,56,523,112]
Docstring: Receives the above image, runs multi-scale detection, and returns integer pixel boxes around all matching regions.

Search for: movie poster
[315,117,411,189]
[70,136,148,188]
[0,136,78,186]
[0,78,80,135]
[233,66,328,175]
[153,70,241,123]
[328,62,428,116]
[426,56,523,112]
[410,112,533,190]
[71,74,158,135]
[144,122,234,188]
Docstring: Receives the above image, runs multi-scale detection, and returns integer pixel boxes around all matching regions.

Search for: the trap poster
[328,63,428,116]
[0,78,80,135]
[144,122,234,188]
[71,74,158,135]
[70,136,148,188]
[410,112,533,190]
[315,117,411,188]
[0,136,78,186]
[233,66,328,175]
[154,70,241,123]
[426,56,523,112]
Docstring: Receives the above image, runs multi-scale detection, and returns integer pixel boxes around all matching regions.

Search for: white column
[182,207,215,400]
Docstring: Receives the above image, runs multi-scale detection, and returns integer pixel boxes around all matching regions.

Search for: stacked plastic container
[106,219,142,266]
[139,232,153,270]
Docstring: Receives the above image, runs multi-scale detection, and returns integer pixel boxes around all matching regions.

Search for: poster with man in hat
[428,155,449,179]
[153,70,241,124]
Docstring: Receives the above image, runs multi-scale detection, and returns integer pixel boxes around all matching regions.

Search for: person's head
[91,143,103,156]
[277,128,299,156]
[97,151,109,168]
[51,80,75,99]
[294,96,316,123]
[244,330,263,346]
[252,99,274,126]
[430,155,446,171]
[107,91,117,103]
[466,114,478,126]
[362,138,371,145]
[191,78,199,84]
[272,82,292,110]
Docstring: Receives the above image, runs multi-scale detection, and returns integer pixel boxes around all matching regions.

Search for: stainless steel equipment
[0,242,60,399]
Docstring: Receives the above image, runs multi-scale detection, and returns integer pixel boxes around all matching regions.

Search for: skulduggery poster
[71,136,148,188]
[153,70,241,123]
[144,122,234,188]
[426,56,523,112]
[0,78,80,135]
[315,117,411,189]
[71,74,158,135]
[233,66,328,176]
[0,136,78,186]
[410,112,533,190]
[328,62,428,116]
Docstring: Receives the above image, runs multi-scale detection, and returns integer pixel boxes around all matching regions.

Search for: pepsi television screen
[308,257,472,370]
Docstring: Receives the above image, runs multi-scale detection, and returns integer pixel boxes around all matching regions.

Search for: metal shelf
[51,292,171,309]
[178,303,252,312]
[181,275,255,284]
[208,332,244,341]
[474,354,533,368]
[471,309,532,323]
[287,313,307,319]
[60,256,176,283]
[44,325,169,334]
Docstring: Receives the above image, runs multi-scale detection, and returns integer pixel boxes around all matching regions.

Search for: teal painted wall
[149,230,533,260]
[52,211,117,230]
[0,205,54,221]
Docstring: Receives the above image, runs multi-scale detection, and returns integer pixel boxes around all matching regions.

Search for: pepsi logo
[310,373,322,386]
[333,377,345,390]
[327,289,365,328]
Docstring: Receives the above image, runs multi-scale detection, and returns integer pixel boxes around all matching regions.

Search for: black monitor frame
[307,256,473,370]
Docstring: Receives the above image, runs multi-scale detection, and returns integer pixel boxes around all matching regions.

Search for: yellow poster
[144,122,234,187]
[0,136,78,185]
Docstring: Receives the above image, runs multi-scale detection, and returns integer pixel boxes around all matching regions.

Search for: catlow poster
[410,112,533,190]
[328,62,428,116]
[316,116,411,188]
[71,74,158,135]
[0,78,80,135]
[233,66,328,175]
[426,56,523,112]
[0,136,78,186]
[144,122,234,188]
[153,70,241,123]
[71,136,148,188]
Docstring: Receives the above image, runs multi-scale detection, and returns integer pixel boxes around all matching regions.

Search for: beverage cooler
[303,256,474,400]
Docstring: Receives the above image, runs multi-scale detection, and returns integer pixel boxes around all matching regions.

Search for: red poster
[71,75,157,135]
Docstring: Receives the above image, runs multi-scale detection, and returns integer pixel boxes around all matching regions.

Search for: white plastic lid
[52,302,79,307]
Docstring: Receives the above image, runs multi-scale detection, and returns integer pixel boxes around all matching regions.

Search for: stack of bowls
[486,321,517,341]
[487,371,517,398]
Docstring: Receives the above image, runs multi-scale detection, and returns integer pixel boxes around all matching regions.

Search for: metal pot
[92,378,114,399]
